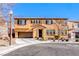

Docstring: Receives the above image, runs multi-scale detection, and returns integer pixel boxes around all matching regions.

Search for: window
[17,20,26,25]
[0,26,4,33]
[50,30,52,35]
[60,30,67,35]
[60,30,63,35]
[46,30,55,35]
[78,24,79,28]
[75,32,79,38]
[46,30,49,35]
[31,20,40,24]
[72,24,74,28]
[31,20,34,23]
[76,30,79,32]
[65,30,67,35]
[53,30,55,34]
[45,20,53,24]
[64,20,67,24]
[36,20,40,24]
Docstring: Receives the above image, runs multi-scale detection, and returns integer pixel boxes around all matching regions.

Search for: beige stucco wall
[14,18,68,40]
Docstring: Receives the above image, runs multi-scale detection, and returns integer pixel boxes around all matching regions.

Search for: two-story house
[68,21,79,42]
[14,18,68,41]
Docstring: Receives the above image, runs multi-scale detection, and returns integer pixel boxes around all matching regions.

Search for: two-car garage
[18,32,33,38]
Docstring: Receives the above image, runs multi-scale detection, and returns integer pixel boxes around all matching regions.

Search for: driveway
[15,38,53,44]
[3,43,79,56]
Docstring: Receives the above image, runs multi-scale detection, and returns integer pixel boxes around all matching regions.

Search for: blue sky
[12,3,79,20]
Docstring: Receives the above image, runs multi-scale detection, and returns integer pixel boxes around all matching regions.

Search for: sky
[12,3,79,20]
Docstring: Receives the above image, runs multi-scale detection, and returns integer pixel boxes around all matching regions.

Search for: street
[3,43,79,56]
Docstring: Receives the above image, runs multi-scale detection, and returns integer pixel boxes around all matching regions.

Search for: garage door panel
[18,32,33,38]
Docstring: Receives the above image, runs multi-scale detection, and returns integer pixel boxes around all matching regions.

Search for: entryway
[75,32,79,42]
[38,29,42,37]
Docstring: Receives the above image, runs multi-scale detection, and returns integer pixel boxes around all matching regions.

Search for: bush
[54,35,59,39]
[76,40,79,42]
[65,39,68,42]
[35,37,39,40]
[62,40,64,42]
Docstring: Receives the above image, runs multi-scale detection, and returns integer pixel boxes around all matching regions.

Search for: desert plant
[65,39,68,42]
[54,35,60,39]
[35,36,37,39]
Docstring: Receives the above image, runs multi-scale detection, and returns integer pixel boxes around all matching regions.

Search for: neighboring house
[14,18,68,41]
[0,17,8,37]
[68,21,79,42]
[0,17,9,46]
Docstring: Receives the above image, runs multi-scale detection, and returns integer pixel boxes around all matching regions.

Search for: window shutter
[46,20,48,24]
[17,20,19,24]
[51,20,53,24]
[25,20,26,25]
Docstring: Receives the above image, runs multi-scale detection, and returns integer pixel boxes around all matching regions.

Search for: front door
[39,29,42,37]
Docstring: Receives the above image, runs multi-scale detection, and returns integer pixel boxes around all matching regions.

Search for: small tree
[53,19,68,40]
[0,3,14,42]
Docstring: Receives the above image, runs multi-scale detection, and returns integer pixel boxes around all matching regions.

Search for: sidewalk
[0,38,79,56]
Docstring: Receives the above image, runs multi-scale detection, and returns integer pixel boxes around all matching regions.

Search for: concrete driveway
[15,38,53,44]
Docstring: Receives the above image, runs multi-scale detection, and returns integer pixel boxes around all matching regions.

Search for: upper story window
[72,24,74,28]
[17,20,26,25]
[62,20,67,25]
[45,20,53,24]
[31,20,40,24]
[36,20,40,24]
[31,20,34,23]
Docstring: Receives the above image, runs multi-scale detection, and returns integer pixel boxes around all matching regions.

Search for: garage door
[18,32,33,38]
[75,32,79,38]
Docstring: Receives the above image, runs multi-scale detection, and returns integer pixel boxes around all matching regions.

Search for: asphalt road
[3,43,79,56]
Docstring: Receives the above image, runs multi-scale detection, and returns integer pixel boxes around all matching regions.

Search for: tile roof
[14,17,68,20]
